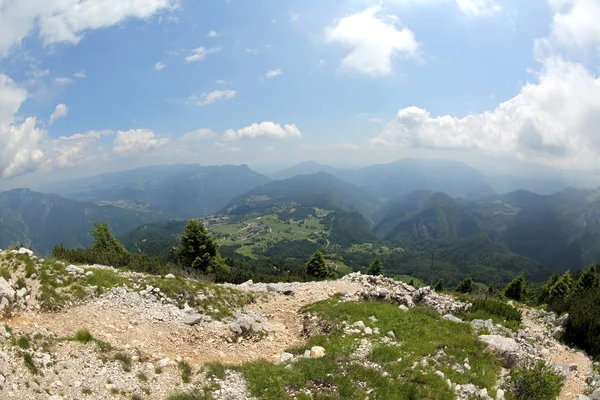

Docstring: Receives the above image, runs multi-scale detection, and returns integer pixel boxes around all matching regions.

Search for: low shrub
[564,288,600,358]
[504,360,563,400]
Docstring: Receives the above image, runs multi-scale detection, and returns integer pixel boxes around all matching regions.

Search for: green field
[209,214,327,258]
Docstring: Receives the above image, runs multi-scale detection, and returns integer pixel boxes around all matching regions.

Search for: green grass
[137,372,148,382]
[16,336,30,349]
[22,352,38,374]
[457,296,523,332]
[167,391,214,400]
[179,360,193,383]
[204,298,502,400]
[114,352,133,372]
[0,267,10,281]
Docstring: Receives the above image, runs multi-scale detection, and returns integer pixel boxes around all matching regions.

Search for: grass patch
[458,296,522,331]
[205,299,502,400]
[16,336,30,349]
[137,372,148,383]
[0,268,10,281]
[59,328,112,351]
[23,352,38,374]
[167,390,214,400]
[179,360,193,383]
[114,352,133,372]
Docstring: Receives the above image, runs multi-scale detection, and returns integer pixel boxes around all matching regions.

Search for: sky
[1,0,600,188]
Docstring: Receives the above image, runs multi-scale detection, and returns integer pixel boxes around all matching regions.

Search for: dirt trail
[522,308,593,400]
[9,280,361,367]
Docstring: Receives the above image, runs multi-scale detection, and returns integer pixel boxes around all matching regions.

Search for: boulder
[230,315,263,336]
[66,265,85,275]
[266,284,294,295]
[183,314,205,326]
[279,352,295,363]
[164,274,176,279]
[471,319,494,330]
[310,346,326,359]
[479,335,521,368]
[557,313,569,327]
[17,247,33,257]
[442,314,463,323]
[0,277,15,301]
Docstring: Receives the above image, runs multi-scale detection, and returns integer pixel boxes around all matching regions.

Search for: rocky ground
[1,248,599,399]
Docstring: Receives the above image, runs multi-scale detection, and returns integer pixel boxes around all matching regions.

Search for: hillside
[43,164,270,219]
[373,191,483,242]
[0,189,158,255]
[468,188,600,271]
[0,249,596,399]
[224,172,379,218]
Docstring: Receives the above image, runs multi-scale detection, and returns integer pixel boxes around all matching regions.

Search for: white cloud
[54,77,74,86]
[49,104,69,125]
[207,30,221,38]
[73,70,86,79]
[113,129,169,154]
[185,47,220,62]
[265,69,282,79]
[324,7,420,77]
[371,57,600,170]
[181,129,216,141]
[0,0,178,57]
[216,79,231,84]
[536,0,600,54]
[317,59,327,67]
[189,90,237,106]
[0,74,46,179]
[265,146,276,152]
[155,62,165,71]
[222,122,302,141]
[290,12,299,22]
[383,0,500,16]
[246,48,259,55]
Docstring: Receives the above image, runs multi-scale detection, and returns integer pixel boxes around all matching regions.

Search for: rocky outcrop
[341,273,467,314]
[479,335,521,368]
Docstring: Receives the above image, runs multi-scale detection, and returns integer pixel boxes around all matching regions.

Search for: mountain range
[1,159,598,283]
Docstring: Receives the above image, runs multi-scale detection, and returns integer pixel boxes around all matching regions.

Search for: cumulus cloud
[113,129,169,154]
[536,0,600,55]
[222,122,302,141]
[189,90,236,106]
[371,57,600,170]
[0,0,178,57]
[0,74,47,179]
[155,62,165,71]
[73,70,86,79]
[185,47,221,62]
[49,104,69,125]
[207,30,221,38]
[265,69,282,79]
[324,7,420,77]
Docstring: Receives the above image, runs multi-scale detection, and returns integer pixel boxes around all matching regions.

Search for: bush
[504,360,563,400]
[504,275,526,302]
[456,277,474,293]
[468,297,522,324]
[564,288,600,358]
[434,278,444,292]
[366,257,384,276]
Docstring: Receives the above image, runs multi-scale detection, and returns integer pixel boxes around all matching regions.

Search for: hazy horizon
[1,0,600,190]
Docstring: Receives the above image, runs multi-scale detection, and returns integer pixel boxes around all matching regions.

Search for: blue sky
[0,0,599,188]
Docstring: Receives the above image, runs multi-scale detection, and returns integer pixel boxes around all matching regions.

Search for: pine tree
[434,278,444,292]
[575,265,599,293]
[504,275,526,302]
[456,277,473,293]
[306,250,328,280]
[366,257,384,276]
[91,222,126,255]
[177,219,226,273]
